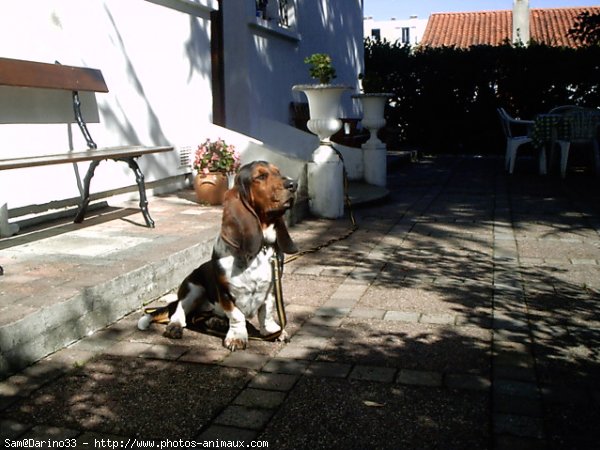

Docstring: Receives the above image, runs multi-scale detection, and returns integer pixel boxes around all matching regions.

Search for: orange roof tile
[420,6,600,48]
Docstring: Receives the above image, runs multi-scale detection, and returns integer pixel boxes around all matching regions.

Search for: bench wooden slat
[0,146,173,170]
[0,57,108,93]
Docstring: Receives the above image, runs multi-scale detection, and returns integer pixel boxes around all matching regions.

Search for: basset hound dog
[137,161,298,350]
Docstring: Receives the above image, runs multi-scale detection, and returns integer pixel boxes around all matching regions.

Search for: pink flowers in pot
[193,138,241,175]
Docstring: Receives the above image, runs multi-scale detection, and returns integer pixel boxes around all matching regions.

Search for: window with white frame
[256,0,293,28]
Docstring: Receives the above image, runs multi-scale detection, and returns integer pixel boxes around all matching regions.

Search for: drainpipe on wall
[512,0,530,45]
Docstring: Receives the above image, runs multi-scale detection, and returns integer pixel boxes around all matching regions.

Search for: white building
[0,0,364,226]
[364,15,428,45]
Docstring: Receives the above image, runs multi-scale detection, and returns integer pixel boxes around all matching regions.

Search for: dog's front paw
[260,319,282,336]
[163,323,184,339]
[223,329,248,351]
[275,329,289,342]
[260,321,288,342]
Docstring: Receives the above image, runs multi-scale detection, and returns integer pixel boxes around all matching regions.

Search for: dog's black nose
[284,178,298,193]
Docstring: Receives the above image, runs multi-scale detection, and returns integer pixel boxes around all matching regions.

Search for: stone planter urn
[293,84,350,218]
[352,93,392,187]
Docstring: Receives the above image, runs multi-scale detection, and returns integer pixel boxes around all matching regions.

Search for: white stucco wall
[222,0,364,139]
[0,0,217,210]
[363,16,428,45]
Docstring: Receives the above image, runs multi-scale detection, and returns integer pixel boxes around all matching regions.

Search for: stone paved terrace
[1,154,600,449]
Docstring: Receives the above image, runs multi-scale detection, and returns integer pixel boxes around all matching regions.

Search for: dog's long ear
[220,183,263,261]
[274,216,298,254]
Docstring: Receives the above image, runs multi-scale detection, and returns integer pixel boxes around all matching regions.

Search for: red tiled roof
[420,6,600,48]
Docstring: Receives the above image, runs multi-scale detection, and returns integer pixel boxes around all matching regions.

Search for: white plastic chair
[497,108,545,174]
[544,106,584,169]
[548,105,584,114]
[556,109,600,178]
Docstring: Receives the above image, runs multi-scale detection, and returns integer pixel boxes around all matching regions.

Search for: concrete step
[0,192,222,378]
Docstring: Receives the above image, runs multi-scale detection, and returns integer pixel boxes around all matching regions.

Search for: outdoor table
[529,113,569,149]
[531,110,600,146]
[529,111,600,174]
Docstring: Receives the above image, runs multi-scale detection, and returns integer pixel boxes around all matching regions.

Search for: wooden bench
[0,57,174,230]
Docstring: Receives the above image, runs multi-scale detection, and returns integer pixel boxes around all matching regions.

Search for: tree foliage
[568,12,600,46]
[363,38,600,153]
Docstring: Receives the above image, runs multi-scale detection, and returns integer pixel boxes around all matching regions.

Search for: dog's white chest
[217,235,276,318]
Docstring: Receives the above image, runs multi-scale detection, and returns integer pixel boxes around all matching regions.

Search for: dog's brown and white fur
[137,161,297,351]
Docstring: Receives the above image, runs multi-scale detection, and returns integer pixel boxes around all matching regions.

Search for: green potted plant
[192,138,240,205]
[304,53,337,85]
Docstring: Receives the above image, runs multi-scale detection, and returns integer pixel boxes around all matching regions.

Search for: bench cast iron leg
[74,160,100,223]
[73,158,155,228]
[121,157,155,228]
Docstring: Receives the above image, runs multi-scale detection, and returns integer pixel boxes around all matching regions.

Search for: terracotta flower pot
[194,172,228,205]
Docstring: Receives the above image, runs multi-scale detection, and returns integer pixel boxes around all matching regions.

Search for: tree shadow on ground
[2,353,252,440]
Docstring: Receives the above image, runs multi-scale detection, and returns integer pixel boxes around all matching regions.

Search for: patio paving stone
[348,365,397,383]
[232,388,287,409]
[213,405,274,431]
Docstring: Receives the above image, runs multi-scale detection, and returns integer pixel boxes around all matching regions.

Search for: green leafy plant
[193,138,240,174]
[304,53,337,84]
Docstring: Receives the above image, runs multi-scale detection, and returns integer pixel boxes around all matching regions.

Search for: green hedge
[363,39,600,153]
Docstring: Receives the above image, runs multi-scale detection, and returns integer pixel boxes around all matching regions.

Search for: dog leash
[333,143,357,229]
[271,249,287,332]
